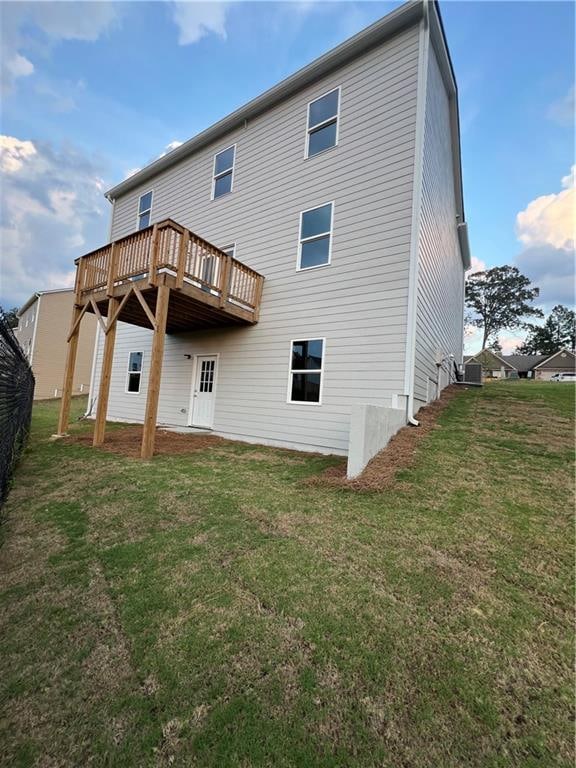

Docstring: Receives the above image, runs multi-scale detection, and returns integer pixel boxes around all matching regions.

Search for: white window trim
[286,337,326,406]
[296,201,335,272]
[136,190,153,231]
[125,351,144,394]
[305,86,341,160]
[220,242,236,258]
[211,144,236,200]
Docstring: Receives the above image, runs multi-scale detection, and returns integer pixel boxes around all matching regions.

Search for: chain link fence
[0,309,35,512]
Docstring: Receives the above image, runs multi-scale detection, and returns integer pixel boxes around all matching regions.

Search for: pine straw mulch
[63,426,227,458]
[306,385,466,492]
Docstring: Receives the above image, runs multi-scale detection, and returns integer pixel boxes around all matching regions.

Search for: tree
[488,338,502,354]
[0,306,19,328]
[465,266,543,348]
[517,305,576,355]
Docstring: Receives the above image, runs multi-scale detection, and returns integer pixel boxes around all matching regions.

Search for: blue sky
[1,1,574,352]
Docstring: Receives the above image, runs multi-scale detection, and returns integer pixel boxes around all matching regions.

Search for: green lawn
[0,382,574,767]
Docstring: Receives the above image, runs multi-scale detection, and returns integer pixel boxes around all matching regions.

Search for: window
[306,88,340,158]
[126,351,143,393]
[212,145,235,199]
[298,202,333,270]
[138,191,153,230]
[220,243,236,257]
[288,339,324,404]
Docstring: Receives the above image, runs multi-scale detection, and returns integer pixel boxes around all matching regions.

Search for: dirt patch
[63,426,227,458]
[307,385,464,491]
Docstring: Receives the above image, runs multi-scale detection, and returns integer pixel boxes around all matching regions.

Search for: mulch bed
[63,426,226,458]
[63,385,465,480]
[306,385,465,491]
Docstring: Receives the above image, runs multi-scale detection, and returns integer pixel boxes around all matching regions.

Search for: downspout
[403,5,430,426]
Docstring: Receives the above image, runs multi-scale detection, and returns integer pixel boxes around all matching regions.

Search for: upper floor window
[212,145,235,199]
[306,88,340,158]
[126,351,143,393]
[298,202,333,270]
[138,191,153,230]
[220,243,236,258]
[288,338,324,404]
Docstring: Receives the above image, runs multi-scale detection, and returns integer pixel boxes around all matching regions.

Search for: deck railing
[75,219,264,315]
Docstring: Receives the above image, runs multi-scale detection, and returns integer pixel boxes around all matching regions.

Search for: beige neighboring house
[15,289,97,400]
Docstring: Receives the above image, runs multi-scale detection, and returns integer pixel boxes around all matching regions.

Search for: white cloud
[124,167,142,180]
[123,140,184,179]
[548,84,575,127]
[466,255,486,274]
[516,165,575,251]
[513,166,576,311]
[5,53,34,80]
[0,135,37,173]
[0,134,109,307]
[171,2,228,45]
[1,2,120,93]
[163,140,184,154]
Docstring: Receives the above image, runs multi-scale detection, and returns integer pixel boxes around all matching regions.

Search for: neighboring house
[465,349,576,380]
[15,289,97,400]
[59,0,470,475]
[464,350,515,379]
[531,349,576,380]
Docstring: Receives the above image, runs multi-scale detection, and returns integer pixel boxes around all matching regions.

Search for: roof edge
[105,0,424,200]
[533,348,576,369]
[17,288,74,315]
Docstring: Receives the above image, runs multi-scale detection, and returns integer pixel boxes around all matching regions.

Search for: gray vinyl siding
[413,45,465,407]
[92,26,421,454]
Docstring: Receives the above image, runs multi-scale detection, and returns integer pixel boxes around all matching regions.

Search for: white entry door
[190,355,218,428]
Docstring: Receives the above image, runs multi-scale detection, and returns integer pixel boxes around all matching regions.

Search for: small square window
[298,203,333,270]
[307,88,340,158]
[213,146,235,199]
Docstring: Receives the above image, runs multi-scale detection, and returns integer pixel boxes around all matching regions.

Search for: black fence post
[0,309,35,512]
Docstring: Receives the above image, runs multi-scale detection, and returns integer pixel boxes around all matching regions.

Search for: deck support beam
[56,305,83,435]
[141,284,170,459]
[92,297,119,446]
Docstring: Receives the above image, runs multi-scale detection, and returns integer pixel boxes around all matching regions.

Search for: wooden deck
[57,219,264,458]
[75,219,264,331]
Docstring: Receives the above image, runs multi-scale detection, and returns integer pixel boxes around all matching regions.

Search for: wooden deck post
[56,304,82,435]
[141,284,170,459]
[92,297,119,446]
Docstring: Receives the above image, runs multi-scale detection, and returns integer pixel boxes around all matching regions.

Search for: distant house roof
[465,349,515,370]
[501,354,548,373]
[464,349,576,373]
[533,349,576,370]
[18,288,73,316]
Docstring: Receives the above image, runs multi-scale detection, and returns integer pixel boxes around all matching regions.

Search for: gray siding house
[86,0,470,473]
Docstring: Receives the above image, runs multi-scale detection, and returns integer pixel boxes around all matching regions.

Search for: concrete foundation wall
[347,403,406,478]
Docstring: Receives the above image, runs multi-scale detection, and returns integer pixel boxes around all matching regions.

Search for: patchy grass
[0,382,574,767]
